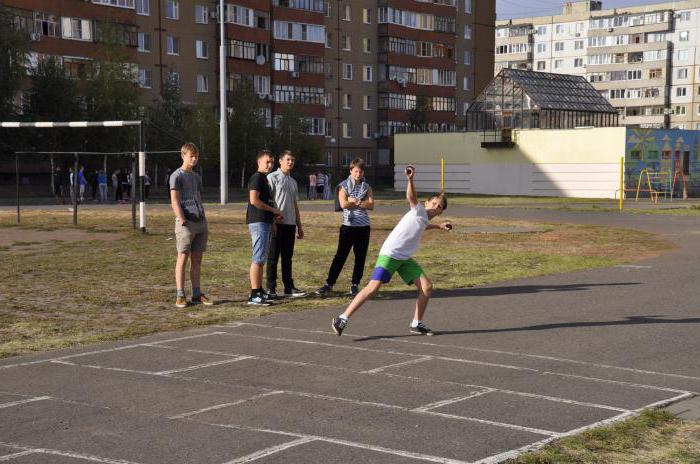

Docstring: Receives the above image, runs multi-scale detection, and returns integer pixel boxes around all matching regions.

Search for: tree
[0,7,29,153]
[271,103,320,166]
[24,56,82,152]
[408,94,431,133]
[228,79,268,186]
[146,73,188,152]
[183,98,219,165]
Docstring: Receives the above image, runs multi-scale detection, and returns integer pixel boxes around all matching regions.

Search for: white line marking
[413,391,494,412]
[0,442,144,464]
[542,371,690,394]
[236,322,700,382]
[168,391,284,419]
[50,360,159,375]
[156,356,253,375]
[363,356,432,373]
[425,410,557,437]
[613,265,652,269]
[0,451,37,461]
[0,332,225,370]
[219,437,316,464]
[0,396,51,409]
[632,391,695,412]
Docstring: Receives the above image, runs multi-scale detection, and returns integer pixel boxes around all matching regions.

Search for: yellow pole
[619,156,624,211]
[441,157,444,192]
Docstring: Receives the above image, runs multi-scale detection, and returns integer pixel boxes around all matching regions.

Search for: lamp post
[219,0,228,204]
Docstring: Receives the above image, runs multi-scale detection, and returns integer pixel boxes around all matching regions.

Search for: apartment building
[494,0,700,129]
[6,1,494,173]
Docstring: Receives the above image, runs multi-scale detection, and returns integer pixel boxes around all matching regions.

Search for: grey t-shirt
[169,168,205,222]
[267,169,298,226]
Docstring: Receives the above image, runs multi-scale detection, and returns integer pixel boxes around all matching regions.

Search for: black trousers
[326,225,370,287]
[266,224,297,291]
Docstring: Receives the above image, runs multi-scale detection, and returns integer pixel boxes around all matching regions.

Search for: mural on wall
[625,128,700,198]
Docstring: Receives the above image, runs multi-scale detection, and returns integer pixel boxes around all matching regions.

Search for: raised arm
[405,166,418,208]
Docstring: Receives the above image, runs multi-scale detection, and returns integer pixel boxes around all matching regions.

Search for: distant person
[53,167,64,204]
[308,171,317,200]
[316,171,326,199]
[98,170,107,202]
[266,150,306,299]
[246,149,283,306]
[323,171,332,200]
[317,158,374,296]
[68,167,75,204]
[170,142,214,308]
[78,166,87,203]
[91,170,99,201]
[121,170,130,201]
[144,172,151,199]
[331,166,451,337]
[113,169,122,202]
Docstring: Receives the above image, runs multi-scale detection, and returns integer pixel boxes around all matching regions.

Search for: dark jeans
[326,225,370,287]
[266,224,297,291]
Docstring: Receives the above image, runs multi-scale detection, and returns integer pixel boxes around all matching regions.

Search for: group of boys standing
[169,142,451,337]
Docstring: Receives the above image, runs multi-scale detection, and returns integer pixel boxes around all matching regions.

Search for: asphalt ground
[1,203,699,463]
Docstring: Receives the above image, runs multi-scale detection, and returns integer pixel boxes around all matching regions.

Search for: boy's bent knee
[419,278,433,295]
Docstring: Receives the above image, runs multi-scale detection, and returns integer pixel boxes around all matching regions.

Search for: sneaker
[349,284,359,296]
[248,294,272,306]
[316,284,333,295]
[266,289,278,300]
[175,296,187,308]
[332,316,348,336]
[191,294,214,306]
[284,287,307,298]
[410,322,434,336]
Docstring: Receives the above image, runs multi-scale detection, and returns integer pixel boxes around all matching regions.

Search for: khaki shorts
[175,219,208,253]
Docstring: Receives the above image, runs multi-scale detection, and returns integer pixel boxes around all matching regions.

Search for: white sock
[411,319,421,328]
[339,315,348,321]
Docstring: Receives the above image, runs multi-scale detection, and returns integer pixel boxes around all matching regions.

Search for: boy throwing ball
[332,165,450,336]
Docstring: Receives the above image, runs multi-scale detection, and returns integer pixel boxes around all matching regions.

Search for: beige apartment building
[495,0,700,129]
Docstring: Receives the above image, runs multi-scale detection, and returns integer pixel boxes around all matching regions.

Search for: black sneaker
[284,287,307,298]
[410,322,434,336]
[248,294,271,306]
[349,284,359,296]
[316,284,332,295]
[332,316,348,335]
[266,289,278,300]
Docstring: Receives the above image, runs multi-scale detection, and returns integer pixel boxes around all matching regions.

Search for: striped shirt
[341,177,371,227]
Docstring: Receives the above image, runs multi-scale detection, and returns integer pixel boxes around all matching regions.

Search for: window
[35,13,60,37]
[363,65,372,82]
[92,0,135,7]
[574,40,584,50]
[677,87,687,97]
[168,71,180,89]
[136,0,149,15]
[137,68,152,88]
[680,31,690,41]
[675,105,687,115]
[679,11,691,21]
[464,50,471,65]
[343,123,352,138]
[165,0,178,19]
[678,68,688,79]
[343,93,352,109]
[537,61,545,70]
[343,4,351,21]
[627,70,642,80]
[537,43,546,53]
[363,95,372,110]
[537,26,547,35]
[274,21,325,43]
[137,32,151,52]
[166,35,179,55]
[343,63,352,80]
[678,49,690,61]
[363,123,372,139]
[463,76,471,90]
[363,37,371,53]
[196,75,208,92]
[574,58,583,67]
[649,68,662,79]
[343,34,351,50]
[464,25,472,39]
[61,18,92,41]
[228,39,256,59]
[464,0,472,14]
[555,42,564,52]
[196,40,208,59]
[363,8,371,24]
[554,59,563,69]
[195,4,208,24]
[555,24,564,34]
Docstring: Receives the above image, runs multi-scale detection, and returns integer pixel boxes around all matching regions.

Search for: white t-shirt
[379,203,429,260]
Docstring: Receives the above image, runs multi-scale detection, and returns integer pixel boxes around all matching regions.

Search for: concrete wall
[393,127,627,198]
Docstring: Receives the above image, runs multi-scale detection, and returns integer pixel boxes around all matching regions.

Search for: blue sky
[498,0,671,19]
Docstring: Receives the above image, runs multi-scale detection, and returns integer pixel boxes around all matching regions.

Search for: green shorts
[371,255,425,285]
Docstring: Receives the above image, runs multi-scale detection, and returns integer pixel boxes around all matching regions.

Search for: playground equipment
[634,169,671,203]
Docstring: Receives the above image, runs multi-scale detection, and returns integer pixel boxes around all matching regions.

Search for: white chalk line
[48,355,252,377]
[168,391,285,419]
[234,322,700,383]
[0,451,36,461]
[413,391,495,412]
[156,356,253,375]
[0,332,226,370]
[0,442,144,464]
[0,396,51,409]
[363,356,433,373]
[219,437,316,464]
[203,423,471,464]
[542,371,690,394]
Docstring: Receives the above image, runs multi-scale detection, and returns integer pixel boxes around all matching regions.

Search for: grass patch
[508,409,700,464]
[0,206,671,358]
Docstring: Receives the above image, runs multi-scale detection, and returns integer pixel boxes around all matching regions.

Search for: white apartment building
[495,0,700,129]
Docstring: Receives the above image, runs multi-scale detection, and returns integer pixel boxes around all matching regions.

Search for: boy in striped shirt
[331,166,451,336]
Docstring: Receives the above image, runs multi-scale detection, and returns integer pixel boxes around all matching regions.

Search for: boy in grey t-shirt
[169,142,214,308]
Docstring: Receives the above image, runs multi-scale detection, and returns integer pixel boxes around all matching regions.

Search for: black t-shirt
[246,171,274,224]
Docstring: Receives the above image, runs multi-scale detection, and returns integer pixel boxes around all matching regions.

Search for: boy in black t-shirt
[247,150,283,305]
